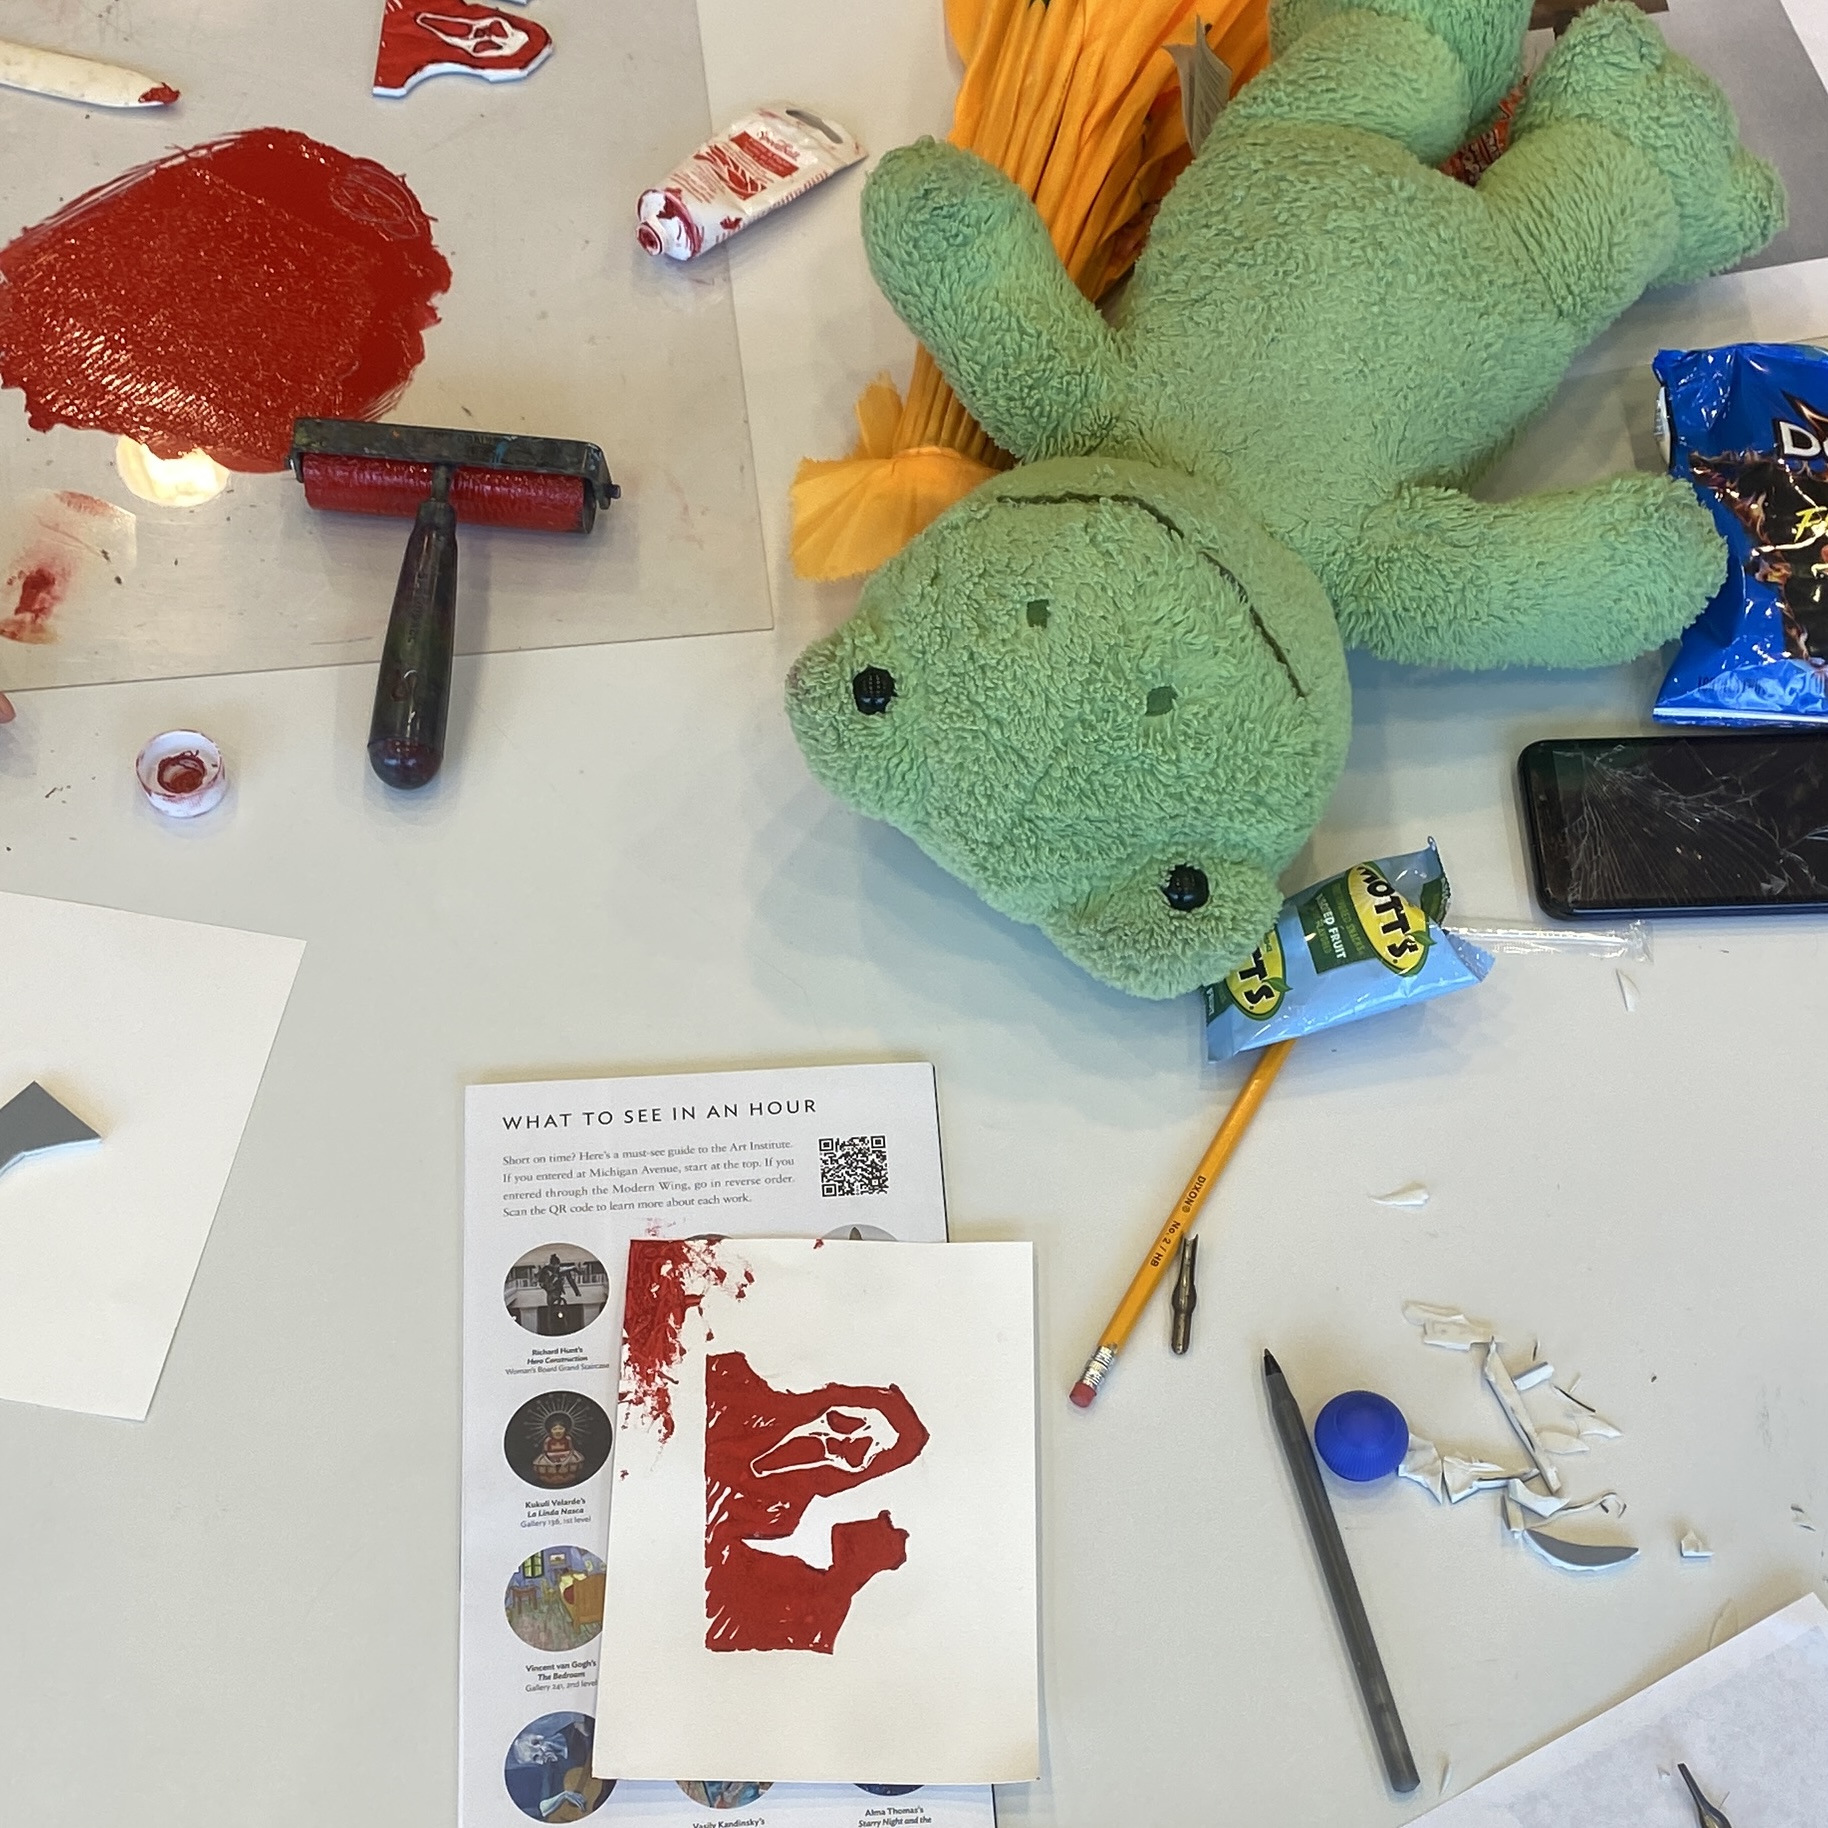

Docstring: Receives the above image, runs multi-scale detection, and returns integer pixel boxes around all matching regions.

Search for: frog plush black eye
[852,667,896,714]
[1162,865,1210,912]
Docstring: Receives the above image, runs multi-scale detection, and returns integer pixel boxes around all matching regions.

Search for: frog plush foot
[1518,1,1785,288]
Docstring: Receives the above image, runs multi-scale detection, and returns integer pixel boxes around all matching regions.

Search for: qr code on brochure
[818,1135,889,1198]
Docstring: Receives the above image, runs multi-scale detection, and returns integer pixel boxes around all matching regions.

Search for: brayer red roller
[298,455,590,532]
[288,418,618,790]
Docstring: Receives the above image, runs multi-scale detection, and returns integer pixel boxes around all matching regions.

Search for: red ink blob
[155,751,208,796]
[0,562,67,643]
[0,129,451,471]
[704,1352,927,1654]
[138,84,180,105]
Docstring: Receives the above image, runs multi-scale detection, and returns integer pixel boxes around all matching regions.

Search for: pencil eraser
[1069,1381,1097,1409]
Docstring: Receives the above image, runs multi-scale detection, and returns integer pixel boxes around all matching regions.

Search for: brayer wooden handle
[369,482,457,790]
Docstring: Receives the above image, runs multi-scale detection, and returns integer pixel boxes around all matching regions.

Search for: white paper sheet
[0,889,303,1419]
[597,1237,1039,1787]
[1421,1595,1828,1825]
[461,1064,998,1828]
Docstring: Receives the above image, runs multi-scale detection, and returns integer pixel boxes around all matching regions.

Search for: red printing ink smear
[621,1239,740,1443]
[0,564,65,643]
[0,490,136,643]
[704,1352,928,1654]
[0,128,451,471]
[138,85,181,106]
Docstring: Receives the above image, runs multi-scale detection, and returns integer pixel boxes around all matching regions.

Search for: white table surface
[3,3,1828,1824]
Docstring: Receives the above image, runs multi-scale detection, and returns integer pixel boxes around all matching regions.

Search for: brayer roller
[288,419,618,790]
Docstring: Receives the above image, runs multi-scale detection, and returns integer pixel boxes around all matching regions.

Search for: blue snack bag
[1201,843,1491,1062]
[1654,342,1828,725]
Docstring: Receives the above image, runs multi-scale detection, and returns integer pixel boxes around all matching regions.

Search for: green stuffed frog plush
[785,0,1782,997]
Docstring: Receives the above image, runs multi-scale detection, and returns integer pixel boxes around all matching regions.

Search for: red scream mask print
[704,1353,928,1653]
[373,0,553,98]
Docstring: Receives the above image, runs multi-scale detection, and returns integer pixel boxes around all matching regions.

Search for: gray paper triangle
[0,1082,101,1177]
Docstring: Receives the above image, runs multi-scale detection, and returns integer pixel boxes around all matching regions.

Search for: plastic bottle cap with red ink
[136,730,227,818]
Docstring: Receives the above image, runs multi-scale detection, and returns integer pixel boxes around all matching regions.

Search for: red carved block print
[704,1352,928,1654]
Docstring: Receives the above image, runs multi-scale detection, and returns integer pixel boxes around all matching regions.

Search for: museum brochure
[460,1061,998,1828]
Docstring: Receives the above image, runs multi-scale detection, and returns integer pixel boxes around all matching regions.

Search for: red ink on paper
[621,1239,740,1442]
[0,129,451,471]
[704,1351,928,1654]
[137,84,180,106]
[374,0,553,99]
[0,563,66,643]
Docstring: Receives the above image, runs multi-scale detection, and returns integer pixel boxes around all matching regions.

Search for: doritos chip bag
[1655,341,1828,725]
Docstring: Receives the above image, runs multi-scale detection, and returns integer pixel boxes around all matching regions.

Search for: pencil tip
[1262,1349,1281,1376]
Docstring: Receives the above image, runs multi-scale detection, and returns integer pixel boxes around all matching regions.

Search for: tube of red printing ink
[636,104,864,261]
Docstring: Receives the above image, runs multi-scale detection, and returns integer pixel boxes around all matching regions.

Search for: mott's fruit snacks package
[1655,342,1828,725]
[1202,845,1492,1062]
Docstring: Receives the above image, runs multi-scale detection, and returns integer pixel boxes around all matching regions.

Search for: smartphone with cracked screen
[1520,733,1828,918]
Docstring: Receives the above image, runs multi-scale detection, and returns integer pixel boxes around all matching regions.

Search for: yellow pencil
[1069,1038,1295,1408]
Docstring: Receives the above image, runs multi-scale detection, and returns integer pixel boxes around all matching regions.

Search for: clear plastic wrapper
[1445,919,1650,962]
[1202,843,1492,1061]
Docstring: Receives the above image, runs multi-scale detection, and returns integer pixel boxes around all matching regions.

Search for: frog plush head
[787,457,1351,995]
[786,0,1783,997]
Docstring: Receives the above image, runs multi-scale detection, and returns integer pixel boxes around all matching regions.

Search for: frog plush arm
[1328,474,1725,670]
[861,141,1124,461]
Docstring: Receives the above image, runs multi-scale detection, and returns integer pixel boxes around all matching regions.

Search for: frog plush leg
[1039,856,1287,1001]
[1330,475,1726,670]
[1503,1,1784,298]
[860,141,1123,461]
[1233,0,1533,160]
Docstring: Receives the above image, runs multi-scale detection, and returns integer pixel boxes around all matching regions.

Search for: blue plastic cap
[1313,1389,1409,1483]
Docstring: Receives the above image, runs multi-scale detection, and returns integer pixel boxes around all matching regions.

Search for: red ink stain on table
[0,562,67,643]
[704,1351,927,1654]
[0,128,451,471]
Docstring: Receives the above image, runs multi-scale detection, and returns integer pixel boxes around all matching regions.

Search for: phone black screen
[1520,733,1828,916]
